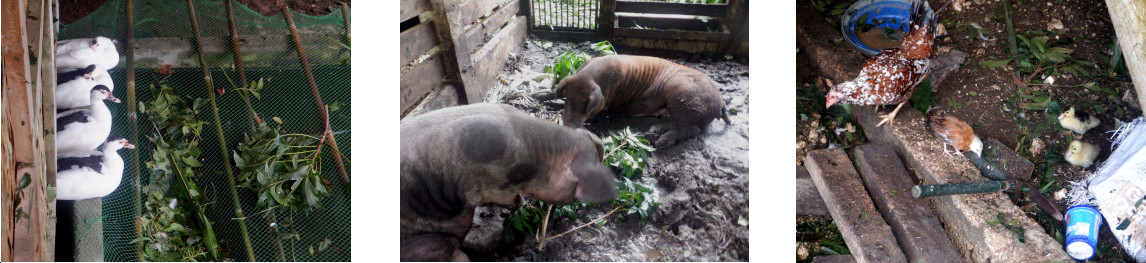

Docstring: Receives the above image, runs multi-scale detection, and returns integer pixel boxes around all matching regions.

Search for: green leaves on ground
[603,127,654,178]
[139,83,219,261]
[233,123,330,210]
[545,41,615,87]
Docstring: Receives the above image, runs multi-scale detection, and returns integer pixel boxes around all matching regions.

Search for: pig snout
[573,159,618,203]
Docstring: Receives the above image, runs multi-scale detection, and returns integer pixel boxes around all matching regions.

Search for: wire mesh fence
[57,0,350,261]
[530,0,599,31]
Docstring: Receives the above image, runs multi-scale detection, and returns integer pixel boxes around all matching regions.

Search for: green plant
[797,84,866,148]
[602,127,655,178]
[796,218,851,263]
[135,83,220,261]
[502,127,659,245]
[545,50,591,86]
[233,123,329,210]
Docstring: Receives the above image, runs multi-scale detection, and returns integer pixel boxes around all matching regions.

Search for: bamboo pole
[186,0,256,261]
[225,0,263,126]
[283,8,350,184]
[124,0,146,260]
[341,3,350,43]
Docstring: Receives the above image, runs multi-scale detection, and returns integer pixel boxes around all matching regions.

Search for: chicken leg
[876,102,907,127]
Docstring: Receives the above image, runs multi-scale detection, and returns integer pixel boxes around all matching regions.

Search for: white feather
[56,139,133,200]
[56,37,119,78]
[56,87,118,155]
[56,70,114,110]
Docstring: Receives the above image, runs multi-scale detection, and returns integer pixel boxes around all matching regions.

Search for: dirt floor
[58,0,349,24]
[473,37,750,261]
[796,0,1141,261]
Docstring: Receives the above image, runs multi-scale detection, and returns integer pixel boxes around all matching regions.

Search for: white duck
[57,85,119,155]
[56,36,119,78]
[56,136,134,200]
[57,65,114,111]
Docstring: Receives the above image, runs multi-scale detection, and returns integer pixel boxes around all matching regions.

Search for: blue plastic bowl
[841,0,932,56]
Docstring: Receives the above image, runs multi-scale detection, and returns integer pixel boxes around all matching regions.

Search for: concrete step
[852,105,1070,262]
[797,165,830,216]
[805,148,908,263]
[853,144,962,263]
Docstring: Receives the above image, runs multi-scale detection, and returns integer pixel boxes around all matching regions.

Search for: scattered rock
[937,45,953,54]
[1047,18,1064,31]
[1054,188,1068,201]
[797,242,814,261]
[953,0,964,11]
[1031,137,1045,157]
[1124,89,1140,109]
[935,23,948,37]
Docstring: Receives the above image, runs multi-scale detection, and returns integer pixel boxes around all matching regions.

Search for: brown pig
[555,55,730,146]
[400,103,619,261]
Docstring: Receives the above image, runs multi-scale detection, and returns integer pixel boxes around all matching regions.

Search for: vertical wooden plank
[2,0,52,260]
[1103,0,1146,111]
[427,0,469,103]
[600,0,615,38]
[31,0,57,260]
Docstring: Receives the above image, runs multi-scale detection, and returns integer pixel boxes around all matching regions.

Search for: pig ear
[587,86,605,114]
[578,128,605,161]
[571,156,618,203]
[554,77,569,96]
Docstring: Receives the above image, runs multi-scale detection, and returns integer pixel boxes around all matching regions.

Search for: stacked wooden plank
[401,0,527,119]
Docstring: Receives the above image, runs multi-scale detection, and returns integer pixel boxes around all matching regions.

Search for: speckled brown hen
[826,0,938,127]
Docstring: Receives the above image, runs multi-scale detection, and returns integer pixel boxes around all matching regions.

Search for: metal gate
[529,0,600,32]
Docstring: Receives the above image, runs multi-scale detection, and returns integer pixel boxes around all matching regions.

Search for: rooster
[826,0,940,127]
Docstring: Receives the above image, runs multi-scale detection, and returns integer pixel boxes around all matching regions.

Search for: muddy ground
[472,37,750,261]
[796,0,1140,261]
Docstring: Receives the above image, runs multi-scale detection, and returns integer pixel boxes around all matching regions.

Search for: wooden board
[400,21,440,67]
[614,15,729,41]
[3,0,54,261]
[401,55,446,115]
[805,148,908,263]
[615,1,727,17]
[460,16,527,105]
[457,0,519,55]
[797,165,829,216]
[448,0,504,30]
[853,144,963,263]
[401,0,431,23]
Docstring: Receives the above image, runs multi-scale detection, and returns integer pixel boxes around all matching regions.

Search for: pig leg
[401,233,468,261]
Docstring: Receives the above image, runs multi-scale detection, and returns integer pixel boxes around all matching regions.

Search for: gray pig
[400,103,619,261]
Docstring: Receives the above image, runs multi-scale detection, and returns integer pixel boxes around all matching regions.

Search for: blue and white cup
[1065,205,1103,260]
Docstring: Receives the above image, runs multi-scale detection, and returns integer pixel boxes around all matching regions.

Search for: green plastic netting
[57,0,350,261]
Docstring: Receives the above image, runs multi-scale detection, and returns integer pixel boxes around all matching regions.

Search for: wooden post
[2,0,55,260]
[427,0,468,103]
[1103,0,1146,111]
[598,0,615,39]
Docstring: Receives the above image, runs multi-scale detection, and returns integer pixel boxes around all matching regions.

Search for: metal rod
[283,7,351,184]
[912,181,1013,198]
[186,0,256,260]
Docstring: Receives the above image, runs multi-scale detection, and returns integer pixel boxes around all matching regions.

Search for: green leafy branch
[503,127,659,250]
[135,83,219,261]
